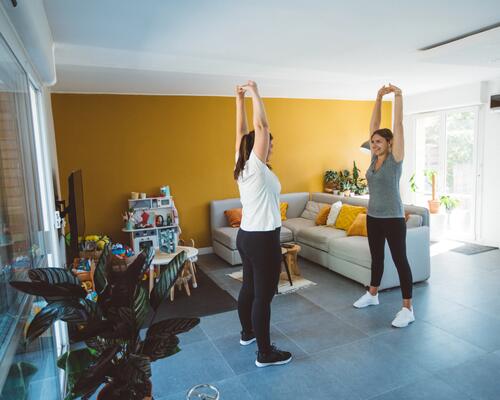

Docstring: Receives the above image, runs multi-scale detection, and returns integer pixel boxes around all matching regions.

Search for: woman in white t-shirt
[234,81,292,368]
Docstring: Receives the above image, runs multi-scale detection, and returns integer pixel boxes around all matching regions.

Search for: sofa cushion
[297,226,347,252]
[213,226,294,250]
[213,227,239,249]
[328,236,372,269]
[282,217,316,237]
[300,201,328,221]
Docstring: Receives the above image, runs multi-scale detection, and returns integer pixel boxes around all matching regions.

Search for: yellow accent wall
[51,94,391,247]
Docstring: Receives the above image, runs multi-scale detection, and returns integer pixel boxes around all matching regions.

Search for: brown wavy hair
[233,130,273,180]
[371,128,393,142]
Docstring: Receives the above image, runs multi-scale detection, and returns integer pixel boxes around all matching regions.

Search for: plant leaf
[133,285,149,328]
[146,318,200,340]
[10,280,87,300]
[93,250,108,294]
[73,345,120,397]
[28,268,80,286]
[58,348,98,400]
[149,251,187,310]
[26,301,88,342]
[141,334,179,361]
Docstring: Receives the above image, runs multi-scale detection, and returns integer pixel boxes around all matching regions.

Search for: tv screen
[491,94,500,109]
[68,170,85,263]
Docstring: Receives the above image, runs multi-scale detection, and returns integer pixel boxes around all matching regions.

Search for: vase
[428,199,440,214]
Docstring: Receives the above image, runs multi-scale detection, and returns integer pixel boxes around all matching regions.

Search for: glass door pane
[444,110,476,240]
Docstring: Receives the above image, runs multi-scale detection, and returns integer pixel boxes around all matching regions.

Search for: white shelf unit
[123,196,179,254]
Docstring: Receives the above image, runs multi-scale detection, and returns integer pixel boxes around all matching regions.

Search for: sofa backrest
[311,192,430,227]
[210,192,309,231]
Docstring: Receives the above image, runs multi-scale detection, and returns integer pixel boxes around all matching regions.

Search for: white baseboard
[198,246,213,255]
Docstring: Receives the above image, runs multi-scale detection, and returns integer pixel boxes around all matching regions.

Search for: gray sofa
[210,192,430,290]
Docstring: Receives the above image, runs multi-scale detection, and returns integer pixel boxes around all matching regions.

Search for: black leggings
[236,227,281,353]
[367,215,413,299]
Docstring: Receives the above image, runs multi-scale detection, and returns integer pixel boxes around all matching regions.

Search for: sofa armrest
[405,226,431,280]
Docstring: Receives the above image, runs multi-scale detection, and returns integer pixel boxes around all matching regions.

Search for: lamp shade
[360,140,371,154]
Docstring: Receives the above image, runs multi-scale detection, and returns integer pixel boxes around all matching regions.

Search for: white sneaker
[353,291,379,309]
[391,307,415,328]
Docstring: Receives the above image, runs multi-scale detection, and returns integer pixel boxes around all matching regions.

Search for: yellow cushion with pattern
[335,204,367,231]
[280,202,288,221]
[315,205,331,225]
[346,213,368,236]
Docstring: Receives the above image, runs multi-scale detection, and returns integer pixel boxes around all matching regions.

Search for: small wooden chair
[169,238,198,301]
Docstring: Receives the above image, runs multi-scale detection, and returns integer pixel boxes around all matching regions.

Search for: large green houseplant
[10,246,199,400]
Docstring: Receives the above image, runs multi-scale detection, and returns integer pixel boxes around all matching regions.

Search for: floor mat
[451,243,499,255]
[227,270,317,295]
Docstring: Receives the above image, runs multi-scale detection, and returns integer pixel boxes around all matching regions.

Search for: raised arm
[243,81,270,163]
[235,85,249,154]
[389,84,404,162]
[370,85,392,139]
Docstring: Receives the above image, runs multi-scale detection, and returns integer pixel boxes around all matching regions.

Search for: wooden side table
[281,243,302,282]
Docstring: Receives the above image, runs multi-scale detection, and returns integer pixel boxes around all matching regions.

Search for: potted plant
[10,246,199,400]
[440,195,459,213]
[324,170,339,193]
[425,170,440,214]
[351,161,368,195]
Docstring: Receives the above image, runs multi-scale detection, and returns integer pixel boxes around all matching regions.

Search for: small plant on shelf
[440,195,460,213]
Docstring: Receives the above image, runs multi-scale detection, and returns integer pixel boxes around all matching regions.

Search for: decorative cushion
[315,205,331,225]
[346,213,368,237]
[326,201,343,226]
[300,201,328,221]
[224,208,242,227]
[335,205,367,231]
[280,202,288,221]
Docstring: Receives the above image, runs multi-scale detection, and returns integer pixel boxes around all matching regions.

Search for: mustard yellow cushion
[224,208,242,228]
[335,204,367,231]
[280,202,288,221]
[346,213,368,236]
[315,205,331,225]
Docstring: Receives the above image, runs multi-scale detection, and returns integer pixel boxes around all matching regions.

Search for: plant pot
[343,190,351,197]
[428,199,440,214]
[333,190,340,195]
[97,380,153,400]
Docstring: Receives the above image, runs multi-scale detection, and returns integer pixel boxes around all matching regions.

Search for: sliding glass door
[0,32,61,399]
[414,107,479,241]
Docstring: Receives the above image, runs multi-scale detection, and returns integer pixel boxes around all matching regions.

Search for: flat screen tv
[67,170,85,264]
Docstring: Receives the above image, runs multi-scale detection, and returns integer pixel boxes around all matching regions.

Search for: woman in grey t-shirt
[353,84,415,328]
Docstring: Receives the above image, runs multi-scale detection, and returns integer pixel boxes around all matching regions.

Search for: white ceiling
[43,0,500,99]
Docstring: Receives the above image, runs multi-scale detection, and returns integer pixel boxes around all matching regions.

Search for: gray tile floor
[153,247,500,400]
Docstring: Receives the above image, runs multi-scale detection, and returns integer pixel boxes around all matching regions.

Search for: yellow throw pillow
[346,213,368,236]
[280,202,288,221]
[335,204,367,231]
[315,205,331,225]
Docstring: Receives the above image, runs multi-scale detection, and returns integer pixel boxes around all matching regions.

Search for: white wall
[403,80,500,246]
[480,79,500,246]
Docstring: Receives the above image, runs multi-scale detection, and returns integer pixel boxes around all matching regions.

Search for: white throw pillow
[326,201,343,226]
[300,201,328,221]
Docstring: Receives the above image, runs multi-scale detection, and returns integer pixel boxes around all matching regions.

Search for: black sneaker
[255,345,292,367]
[240,331,256,346]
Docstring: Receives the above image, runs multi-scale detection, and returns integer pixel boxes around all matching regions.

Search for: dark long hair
[233,130,273,180]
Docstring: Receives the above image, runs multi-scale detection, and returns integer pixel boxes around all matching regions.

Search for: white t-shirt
[237,151,282,231]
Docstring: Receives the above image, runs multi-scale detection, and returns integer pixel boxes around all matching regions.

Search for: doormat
[227,270,317,295]
[451,243,498,255]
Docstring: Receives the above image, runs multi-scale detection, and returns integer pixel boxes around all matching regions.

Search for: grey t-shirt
[366,152,404,218]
